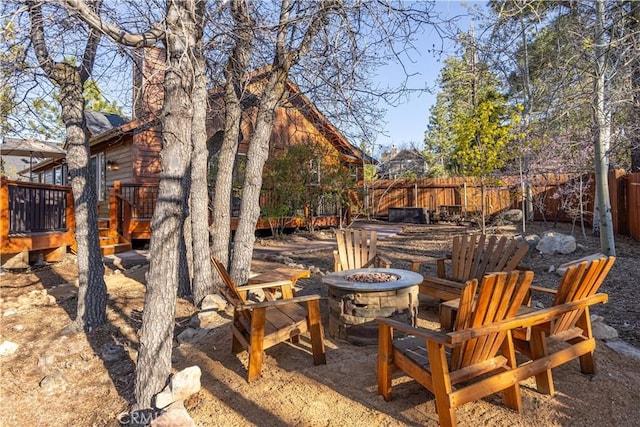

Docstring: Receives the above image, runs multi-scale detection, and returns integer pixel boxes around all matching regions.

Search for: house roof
[82,71,372,165]
[283,80,375,164]
[85,111,129,137]
[385,148,425,162]
[207,68,373,164]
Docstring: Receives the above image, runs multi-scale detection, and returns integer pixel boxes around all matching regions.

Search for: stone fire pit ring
[322,268,424,345]
[322,268,423,292]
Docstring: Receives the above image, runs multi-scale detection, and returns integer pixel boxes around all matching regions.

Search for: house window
[53,165,67,185]
[90,153,105,201]
[43,169,54,184]
[308,159,320,186]
[349,164,358,181]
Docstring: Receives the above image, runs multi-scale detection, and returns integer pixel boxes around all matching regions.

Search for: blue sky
[373,1,480,154]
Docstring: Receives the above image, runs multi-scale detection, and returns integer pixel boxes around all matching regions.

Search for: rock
[47,283,78,302]
[155,366,201,410]
[101,343,126,362]
[177,328,213,344]
[177,328,198,343]
[39,371,67,394]
[150,404,196,427]
[200,294,227,311]
[38,353,56,370]
[169,366,201,402]
[12,324,24,332]
[0,340,19,356]
[536,232,577,255]
[3,308,18,317]
[524,234,541,248]
[34,254,47,267]
[502,209,523,222]
[591,317,618,341]
[548,265,555,273]
[190,310,226,329]
[555,253,606,276]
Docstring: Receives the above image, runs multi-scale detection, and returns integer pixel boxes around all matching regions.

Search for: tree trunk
[60,74,107,332]
[231,70,287,285]
[28,2,107,332]
[593,0,616,256]
[134,0,197,409]
[191,45,214,306]
[209,0,254,274]
[178,188,193,298]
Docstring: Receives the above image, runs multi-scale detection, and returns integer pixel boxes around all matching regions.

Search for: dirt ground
[1,221,639,426]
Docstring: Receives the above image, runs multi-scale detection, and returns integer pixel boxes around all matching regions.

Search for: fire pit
[322,268,423,345]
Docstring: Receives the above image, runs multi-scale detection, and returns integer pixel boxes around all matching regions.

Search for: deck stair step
[99,228,119,238]
[100,235,120,246]
[96,223,132,256]
[100,242,132,256]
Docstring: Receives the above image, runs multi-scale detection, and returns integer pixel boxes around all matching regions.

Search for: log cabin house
[1,48,371,266]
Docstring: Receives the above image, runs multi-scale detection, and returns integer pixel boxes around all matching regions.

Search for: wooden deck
[0,177,74,268]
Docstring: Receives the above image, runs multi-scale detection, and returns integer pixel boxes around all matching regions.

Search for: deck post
[110,181,120,234]
[0,177,9,250]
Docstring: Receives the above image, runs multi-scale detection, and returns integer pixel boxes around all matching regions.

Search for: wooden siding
[133,127,162,183]
[97,140,135,217]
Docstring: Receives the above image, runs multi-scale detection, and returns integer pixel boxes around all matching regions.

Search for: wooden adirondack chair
[333,228,392,272]
[377,270,534,427]
[211,257,326,382]
[419,234,529,301]
[513,256,615,396]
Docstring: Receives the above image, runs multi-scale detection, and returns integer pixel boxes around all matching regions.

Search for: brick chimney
[132,47,166,120]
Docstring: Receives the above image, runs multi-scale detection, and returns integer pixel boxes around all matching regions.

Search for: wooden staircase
[98,219,132,256]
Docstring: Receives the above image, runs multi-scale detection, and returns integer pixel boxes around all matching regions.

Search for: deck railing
[4,179,70,234]
[0,177,75,259]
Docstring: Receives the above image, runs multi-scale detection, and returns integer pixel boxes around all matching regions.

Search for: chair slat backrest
[451,270,534,371]
[450,235,528,282]
[549,256,615,336]
[211,256,245,306]
[335,229,378,271]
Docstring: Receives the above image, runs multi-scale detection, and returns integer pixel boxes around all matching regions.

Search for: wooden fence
[358,171,640,241]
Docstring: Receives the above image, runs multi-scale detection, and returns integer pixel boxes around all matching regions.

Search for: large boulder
[536,231,577,255]
[501,209,523,222]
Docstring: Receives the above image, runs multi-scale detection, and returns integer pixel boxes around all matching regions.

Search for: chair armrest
[333,250,341,272]
[375,254,392,268]
[237,280,293,292]
[422,276,466,290]
[239,294,321,310]
[447,293,609,344]
[376,317,450,345]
